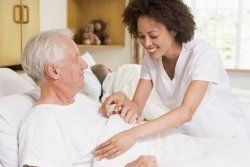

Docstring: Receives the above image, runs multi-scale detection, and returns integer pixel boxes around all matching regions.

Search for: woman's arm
[95,80,208,160]
[131,80,208,138]
[132,79,153,116]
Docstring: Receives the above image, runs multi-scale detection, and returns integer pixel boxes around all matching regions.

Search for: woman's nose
[142,37,152,47]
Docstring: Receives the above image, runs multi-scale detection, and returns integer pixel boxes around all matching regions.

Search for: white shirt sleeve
[140,54,151,80]
[19,112,71,167]
[190,48,221,84]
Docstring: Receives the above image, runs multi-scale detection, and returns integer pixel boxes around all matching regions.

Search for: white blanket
[94,115,250,167]
[99,64,250,166]
[102,64,169,120]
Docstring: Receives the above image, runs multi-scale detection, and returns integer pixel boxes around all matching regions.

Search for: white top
[19,93,107,167]
[141,38,250,138]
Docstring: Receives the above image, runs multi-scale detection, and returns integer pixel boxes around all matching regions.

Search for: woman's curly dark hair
[123,0,196,44]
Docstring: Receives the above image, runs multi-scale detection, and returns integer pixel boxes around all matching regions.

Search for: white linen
[80,52,102,102]
[0,65,249,167]
[232,88,250,118]
[0,92,36,167]
[0,68,34,97]
[93,115,250,167]
[19,93,106,167]
[81,52,96,67]
[141,38,250,138]
[102,64,169,120]
[80,67,102,102]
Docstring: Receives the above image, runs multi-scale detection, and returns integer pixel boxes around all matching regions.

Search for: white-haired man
[19,29,157,167]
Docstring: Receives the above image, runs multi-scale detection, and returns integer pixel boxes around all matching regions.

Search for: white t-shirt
[19,93,107,167]
[141,38,250,138]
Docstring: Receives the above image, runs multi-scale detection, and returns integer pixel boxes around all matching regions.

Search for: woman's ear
[44,64,60,79]
[171,31,177,36]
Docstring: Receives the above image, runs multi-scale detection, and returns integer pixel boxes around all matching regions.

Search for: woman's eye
[138,35,145,39]
[151,35,158,39]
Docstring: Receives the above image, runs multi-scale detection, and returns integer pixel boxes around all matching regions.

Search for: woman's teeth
[147,47,157,53]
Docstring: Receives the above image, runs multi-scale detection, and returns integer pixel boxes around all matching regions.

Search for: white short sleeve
[191,48,221,83]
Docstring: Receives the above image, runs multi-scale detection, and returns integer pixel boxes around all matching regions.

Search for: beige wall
[39,0,67,31]
[227,71,250,90]
[39,0,131,71]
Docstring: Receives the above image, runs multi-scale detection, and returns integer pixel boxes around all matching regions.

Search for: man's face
[59,37,88,93]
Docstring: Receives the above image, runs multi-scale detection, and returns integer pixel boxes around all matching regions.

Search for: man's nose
[81,59,88,69]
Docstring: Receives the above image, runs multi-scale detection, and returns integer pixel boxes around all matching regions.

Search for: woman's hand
[101,91,127,117]
[101,91,141,124]
[95,129,139,160]
[125,155,158,167]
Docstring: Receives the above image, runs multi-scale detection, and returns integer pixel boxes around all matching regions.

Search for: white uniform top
[141,38,250,138]
[19,93,107,167]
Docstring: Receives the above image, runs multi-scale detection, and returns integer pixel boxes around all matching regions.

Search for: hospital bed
[0,52,250,167]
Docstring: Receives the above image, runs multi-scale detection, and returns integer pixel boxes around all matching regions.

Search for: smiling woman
[96,0,250,161]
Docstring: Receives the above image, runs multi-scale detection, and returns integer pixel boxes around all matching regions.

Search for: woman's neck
[162,42,182,80]
[163,41,182,62]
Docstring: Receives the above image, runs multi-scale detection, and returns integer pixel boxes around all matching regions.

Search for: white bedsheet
[99,64,250,167]
[102,64,169,120]
[1,67,249,166]
[94,115,250,167]
[232,88,250,118]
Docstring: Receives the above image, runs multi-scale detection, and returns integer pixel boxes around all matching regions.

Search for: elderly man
[18,29,157,167]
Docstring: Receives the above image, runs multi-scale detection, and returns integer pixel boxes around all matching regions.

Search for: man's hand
[125,155,157,167]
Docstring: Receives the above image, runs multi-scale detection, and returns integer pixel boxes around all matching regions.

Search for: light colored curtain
[131,38,145,64]
[129,0,145,64]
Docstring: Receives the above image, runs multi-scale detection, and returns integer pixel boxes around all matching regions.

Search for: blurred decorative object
[131,38,145,64]
[82,23,101,45]
[92,19,112,45]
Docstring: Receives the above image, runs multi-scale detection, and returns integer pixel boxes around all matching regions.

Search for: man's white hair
[21,29,74,83]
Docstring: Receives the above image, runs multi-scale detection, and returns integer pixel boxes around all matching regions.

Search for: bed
[0,52,250,167]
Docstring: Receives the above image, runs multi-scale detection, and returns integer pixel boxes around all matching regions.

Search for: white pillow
[80,52,102,101]
[0,68,34,97]
[0,92,37,166]
[81,51,96,66]
[80,68,102,102]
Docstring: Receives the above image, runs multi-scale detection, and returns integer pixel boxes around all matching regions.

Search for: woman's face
[137,16,177,59]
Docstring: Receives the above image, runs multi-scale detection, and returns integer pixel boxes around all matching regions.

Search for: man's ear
[44,64,60,79]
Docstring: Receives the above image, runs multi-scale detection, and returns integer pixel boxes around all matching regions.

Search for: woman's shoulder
[184,38,214,52]
[183,38,220,61]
